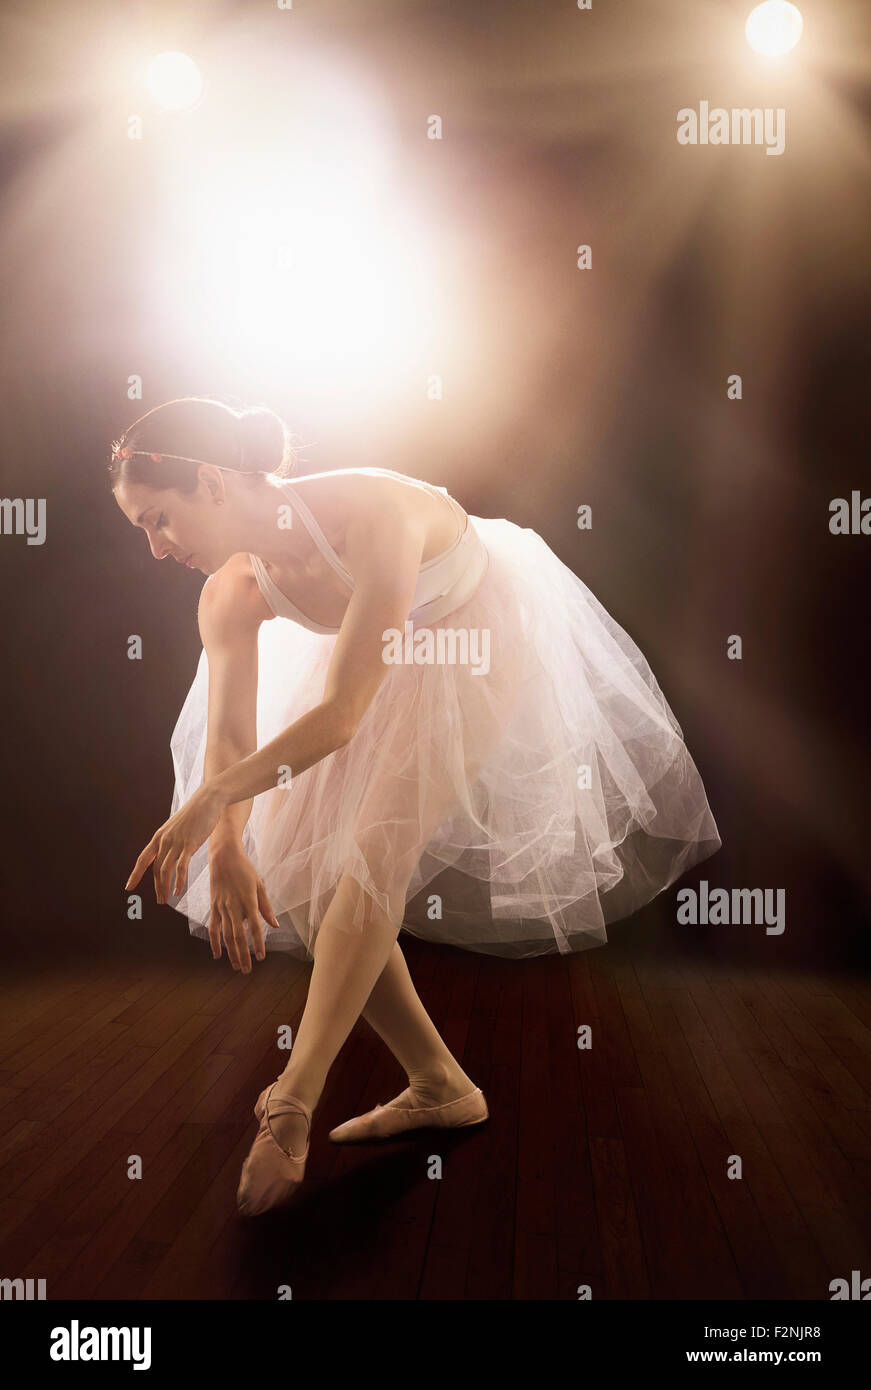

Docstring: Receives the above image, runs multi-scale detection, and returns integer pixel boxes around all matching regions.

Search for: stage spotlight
[145,52,204,111]
[745,2,804,57]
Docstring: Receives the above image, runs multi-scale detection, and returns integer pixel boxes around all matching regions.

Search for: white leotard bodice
[248,475,489,633]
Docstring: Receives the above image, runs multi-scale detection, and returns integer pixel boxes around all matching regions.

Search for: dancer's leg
[267,877,477,1153]
[357,941,475,1102]
[267,874,402,1152]
[267,744,486,1153]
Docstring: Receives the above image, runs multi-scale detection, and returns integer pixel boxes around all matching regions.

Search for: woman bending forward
[112,395,721,1216]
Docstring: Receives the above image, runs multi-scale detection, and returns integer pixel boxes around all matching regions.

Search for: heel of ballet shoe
[237,1086,313,1218]
[448,1090,489,1128]
[454,1097,490,1128]
[254,1085,271,1122]
[253,1074,285,1121]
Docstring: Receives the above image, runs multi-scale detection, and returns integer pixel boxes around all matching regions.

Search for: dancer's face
[114,474,230,574]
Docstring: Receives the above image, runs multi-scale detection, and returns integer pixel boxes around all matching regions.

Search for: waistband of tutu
[407,527,489,626]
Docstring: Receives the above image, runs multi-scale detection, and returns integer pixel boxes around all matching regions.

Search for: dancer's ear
[197,463,226,503]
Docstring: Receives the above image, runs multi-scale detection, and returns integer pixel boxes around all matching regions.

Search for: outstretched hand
[125,783,225,903]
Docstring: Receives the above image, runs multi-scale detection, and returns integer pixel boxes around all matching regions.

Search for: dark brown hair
[108,396,300,494]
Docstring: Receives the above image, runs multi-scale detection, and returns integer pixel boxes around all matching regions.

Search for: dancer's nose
[148,532,171,560]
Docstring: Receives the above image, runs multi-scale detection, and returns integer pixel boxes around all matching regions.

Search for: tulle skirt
[168,516,722,960]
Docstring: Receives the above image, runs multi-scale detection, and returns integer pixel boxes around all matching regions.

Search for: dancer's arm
[126,501,427,898]
[210,499,428,808]
[198,565,260,848]
[197,567,281,963]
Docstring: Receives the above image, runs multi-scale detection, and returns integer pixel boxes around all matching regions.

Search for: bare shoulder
[290,467,455,535]
[197,551,272,646]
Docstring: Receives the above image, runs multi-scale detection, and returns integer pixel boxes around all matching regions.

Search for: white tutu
[168,513,721,960]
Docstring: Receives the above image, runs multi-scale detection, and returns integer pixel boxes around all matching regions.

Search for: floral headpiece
[110,440,217,467]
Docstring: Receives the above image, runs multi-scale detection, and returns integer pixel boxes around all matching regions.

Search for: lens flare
[745,2,804,57]
[145,51,204,111]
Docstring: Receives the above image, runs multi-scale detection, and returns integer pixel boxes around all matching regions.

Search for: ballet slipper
[328,1084,488,1143]
[253,1083,272,1122]
[237,1083,312,1217]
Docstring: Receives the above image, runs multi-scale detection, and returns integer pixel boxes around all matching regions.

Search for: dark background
[1,0,869,974]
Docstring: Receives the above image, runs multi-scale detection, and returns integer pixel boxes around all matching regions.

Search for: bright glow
[145,52,204,111]
[147,53,442,422]
[745,2,803,57]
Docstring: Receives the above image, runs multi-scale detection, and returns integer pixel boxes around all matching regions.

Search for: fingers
[208,899,253,973]
[220,904,242,972]
[207,876,281,974]
[172,852,192,899]
[257,881,281,932]
[208,904,223,961]
[246,900,266,963]
[125,839,158,891]
[155,843,192,902]
[153,840,177,904]
[226,906,252,974]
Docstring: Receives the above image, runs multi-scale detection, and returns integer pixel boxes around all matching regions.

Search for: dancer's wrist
[209,822,241,846]
[208,813,246,857]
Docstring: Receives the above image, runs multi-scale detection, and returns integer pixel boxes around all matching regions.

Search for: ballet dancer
[113,396,720,1216]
